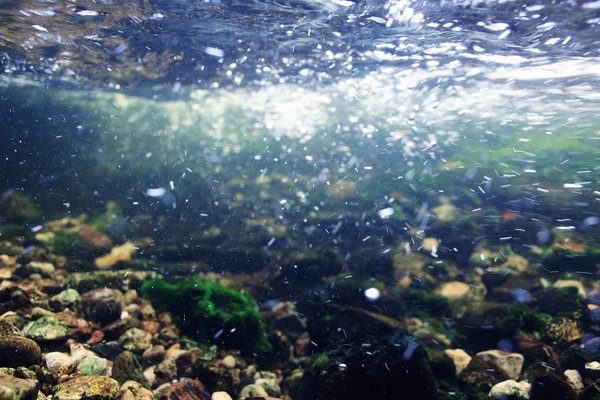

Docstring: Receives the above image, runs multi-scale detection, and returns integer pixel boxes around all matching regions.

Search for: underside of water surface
[1,0,600,399]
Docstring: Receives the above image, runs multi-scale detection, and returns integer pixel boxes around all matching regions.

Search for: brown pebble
[141,321,160,335]
[87,330,105,345]
[160,379,210,400]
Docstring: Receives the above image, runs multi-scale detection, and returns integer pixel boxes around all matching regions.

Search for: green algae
[141,278,270,355]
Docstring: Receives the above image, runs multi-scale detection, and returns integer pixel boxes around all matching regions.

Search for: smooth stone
[44,352,72,374]
[77,289,124,325]
[0,373,39,400]
[476,350,524,381]
[23,316,68,342]
[444,348,471,375]
[21,262,55,279]
[118,329,152,354]
[239,384,268,400]
[76,356,107,376]
[554,280,586,297]
[53,376,119,400]
[254,378,280,397]
[117,381,153,400]
[422,237,439,253]
[435,281,471,301]
[488,380,530,400]
[160,379,210,400]
[221,356,236,369]
[564,369,584,391]
[0,337,41,368]
[210,393,232,400]
[142,346,165,366]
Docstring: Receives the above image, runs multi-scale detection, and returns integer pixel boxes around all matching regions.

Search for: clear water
[1,0,600,398]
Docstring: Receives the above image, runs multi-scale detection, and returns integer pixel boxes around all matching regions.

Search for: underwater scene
[1,0,600,399]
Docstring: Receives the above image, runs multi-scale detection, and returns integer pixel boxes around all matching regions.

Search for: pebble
[586,361,600,380]
[239,384,268,400]
[434,281,471,301]
[255,378,281,397]
[154,358,178,384]
[76,355,107,376]
[119,328,152,354]
[161,379,211,400]
[0,373,39,400]
[422,237,439,253]
[564,369,583,391]
[23,316,68,342]
[49,289,80,311]
[53,376,120,400]
[488,379,530,400]
[444,348,471,375]
[475,350,524,381]
[211,392,232,400]
[45,352,72,373]
[117,381,153,400]
[554,280,586,297]
[20,261,55,278]
[77,289,124,325]
[0,336,41,368]
[221,355,236,369]
[142,345,166,366]
[0,321,21,337]
[112,351,149,388]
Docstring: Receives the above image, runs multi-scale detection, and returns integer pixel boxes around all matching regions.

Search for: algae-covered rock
[0,191,43,224]
[0,373,39,400]
[66,271,157,293]
[111,352,148,388]
[23,316,68,342]
[77,356,107,376]
[49,289,80,312]
[141,278,270,355]
[118,329,152,354]
[53,376,119,400]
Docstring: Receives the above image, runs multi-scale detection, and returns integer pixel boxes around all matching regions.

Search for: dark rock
[154,358,178,387]
[112,351,149,388]
[0,336,41,368]
[175,348,202,378]
[159,379,210,400]
[269,312,306,342]
[300,328,438,400]
[0,373,39,400]
[91,341,122,361]
[0,284,30,315]
[527,362,578,400]
[458,354,510,392]
[102,318,140,340]
[191,363,236,396]
[77,289,124,325]
[559,344,599,380]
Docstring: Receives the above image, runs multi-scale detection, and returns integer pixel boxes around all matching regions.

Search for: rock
[30,309,55,320]
[142,346,165,366]
[488,380,530,400]
[282,369,303,400]
[554,280,586,297]
[16,262,55,279]
[301,328,438,400]
[139,305,155,320]
[564,369,583,391]
[239,384,268,400]
[422,237,439,253]
[160,379,210,400]
[53,376,119,400]
[117,381,153,400]
[435,281,471,301]
[444,349,471,375]
[77,227,112,250]
[154,359,177,386]
[118,329,152,354]
[0,322,21,337]
[49,290,80,312]
[44,352,72,374]
[77,289,124,325]
[102,318,140,340]
[585,361,600,380]
[475,350,524,381]
[527,362,577,400]
[76,356,107,376]
[210,393,232,400]
[87,331,105,346]
[142,367,155,388]
[269,312,307,342]
[66,271,157,293]
[545,317,582,343]
[112,352,148,388]
[432,200,457,223]
[254,378,280,397]
[0,337,41,368]
[221,356,235,369]
[23,317,68,342]
[140,322,159,335]
[69,342,98,365]
[458,354,510,392]
[95,243,136,269]
[91,342,122,362]
[0,191,42,224]
[175,348,202,378]
[0,283,30,315]
[0,373,39,400]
